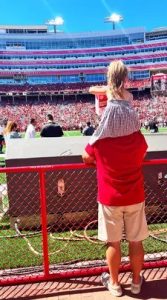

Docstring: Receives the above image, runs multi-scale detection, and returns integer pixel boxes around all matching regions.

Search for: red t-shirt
[85,131,148,206]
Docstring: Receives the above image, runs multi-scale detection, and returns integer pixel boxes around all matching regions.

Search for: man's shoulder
[43,122,59,126]
[83,126,94,136]
[42,122,52,128]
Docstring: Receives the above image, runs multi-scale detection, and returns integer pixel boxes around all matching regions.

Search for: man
[0,120,4,153]
[149,119,159,133]
[82,121,95,136]
[82,131,148,297]
[25,118,36,138]
[40,114,64,137]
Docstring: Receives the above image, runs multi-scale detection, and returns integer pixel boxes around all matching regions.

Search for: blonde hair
[107,60,128,99]
[3,121,17,135]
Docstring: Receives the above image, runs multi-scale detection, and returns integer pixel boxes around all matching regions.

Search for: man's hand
[82,150,95,164]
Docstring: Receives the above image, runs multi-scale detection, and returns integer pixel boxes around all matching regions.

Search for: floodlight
[105,13,123,30]
[46,16,64,32]
[47,17,64,26]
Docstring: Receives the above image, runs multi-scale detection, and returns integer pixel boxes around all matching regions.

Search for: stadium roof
[0,25,47,30]
[0,25,146,37]
[153,27,167,32]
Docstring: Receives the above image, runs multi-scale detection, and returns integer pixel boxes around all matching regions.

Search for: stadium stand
[0,25,166,130]
[0,95,166,131]
[0,25,166,92]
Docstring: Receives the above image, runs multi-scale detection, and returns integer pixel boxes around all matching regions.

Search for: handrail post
[39,170,49,278]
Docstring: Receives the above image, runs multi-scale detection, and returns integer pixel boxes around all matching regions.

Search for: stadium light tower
[46,16,64,33]
[104,13,123,30]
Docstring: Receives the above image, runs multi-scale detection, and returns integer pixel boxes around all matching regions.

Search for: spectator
[9,122,21,139]
[83,132,148,297]
[0,121,4,153]
[88,60,141,145]
[40,114,64,137]
[82,121,95,136]
[3,121,21,141]
[149,120,159,133]
[25,118,36,138]
[79,122,83,134]
[144,120,149,130]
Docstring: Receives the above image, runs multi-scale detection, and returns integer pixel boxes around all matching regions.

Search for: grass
[0,224,166,269]
[3,127,167,141]
[0,173,6,184]
[25,130,82,138]
[141,127,167,134]
[63,128,167,135]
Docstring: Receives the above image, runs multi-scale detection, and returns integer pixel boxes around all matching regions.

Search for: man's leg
[106,241,121,285]
[124,202,148,286]
[129,241,144,284]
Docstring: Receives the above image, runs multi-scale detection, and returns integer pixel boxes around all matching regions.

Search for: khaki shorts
[98,202,149,242]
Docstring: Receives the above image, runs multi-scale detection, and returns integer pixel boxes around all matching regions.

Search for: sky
[0,0,166,33]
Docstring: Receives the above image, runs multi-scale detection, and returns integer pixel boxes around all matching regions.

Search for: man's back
[85,131,147,206]
[149,121,158,133]
[40,122,64,137]
[83,125,94,136]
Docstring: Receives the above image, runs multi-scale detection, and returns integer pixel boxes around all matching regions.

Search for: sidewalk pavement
[0,267,166,300]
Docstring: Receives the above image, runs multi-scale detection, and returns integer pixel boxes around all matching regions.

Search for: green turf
[0,173,6,184]
[0,224,166,269]
[64,128,167,135]
[2,127,167,142]
[141,127,167,134]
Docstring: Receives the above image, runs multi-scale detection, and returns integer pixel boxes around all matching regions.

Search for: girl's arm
[89,85,107,95]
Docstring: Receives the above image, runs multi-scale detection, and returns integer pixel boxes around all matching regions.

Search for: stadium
[0,24,166,131]
[0,18,166,297]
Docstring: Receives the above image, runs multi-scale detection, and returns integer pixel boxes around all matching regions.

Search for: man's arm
[82,150,95,164]
[82,127,87,136]
[82,144,96,164]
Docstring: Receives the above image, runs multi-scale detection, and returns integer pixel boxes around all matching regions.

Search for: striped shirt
[89,100,141,145]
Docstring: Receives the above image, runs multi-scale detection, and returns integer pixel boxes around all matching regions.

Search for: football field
[34,127,167,138]
[64,127,167,137]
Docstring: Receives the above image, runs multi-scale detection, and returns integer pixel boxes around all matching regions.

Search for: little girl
[89,60,141,145]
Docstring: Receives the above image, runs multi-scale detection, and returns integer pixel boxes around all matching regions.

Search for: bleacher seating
[0,94,166,131]
[0,79,151,94]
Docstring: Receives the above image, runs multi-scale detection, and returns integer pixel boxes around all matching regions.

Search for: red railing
[0,159,166,286]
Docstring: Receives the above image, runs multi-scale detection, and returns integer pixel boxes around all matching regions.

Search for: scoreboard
[151,73,167,95]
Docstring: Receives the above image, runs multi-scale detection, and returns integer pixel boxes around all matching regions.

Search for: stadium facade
[0,25,167,94]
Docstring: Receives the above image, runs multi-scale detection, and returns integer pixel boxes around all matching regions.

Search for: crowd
[0,94,166,133]
[0,99,98,132]
[0,79,151,93]
[133,95,167,127]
